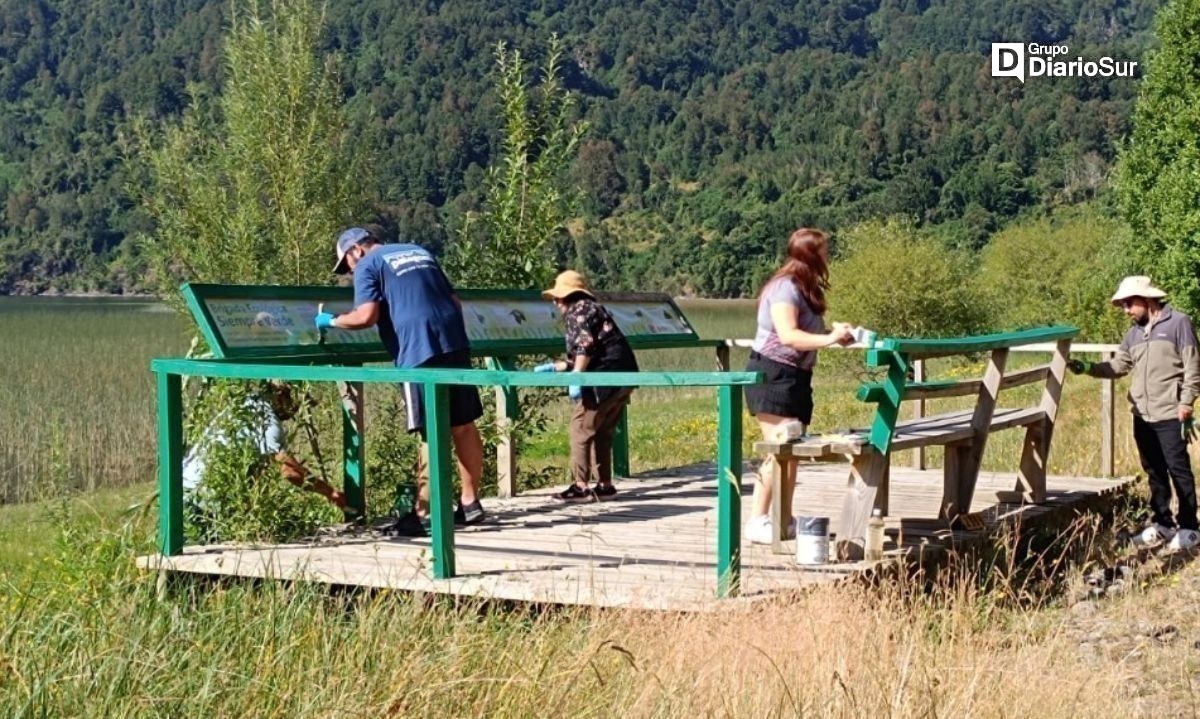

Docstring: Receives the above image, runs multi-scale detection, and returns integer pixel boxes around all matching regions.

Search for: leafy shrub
[829,217,991,339]
[978,205,1133,342]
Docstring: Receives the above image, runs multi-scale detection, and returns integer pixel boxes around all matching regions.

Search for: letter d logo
[991,43,1024,82]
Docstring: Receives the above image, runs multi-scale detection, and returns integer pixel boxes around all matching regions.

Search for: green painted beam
[150,359,762,387]
[716,385,743,598]
[612,406,630,477]
[877,326,1078,358]
[342,380,366,517]
[424,383,456,579]
[156,372,184,556]
[867,351,909,453]
[857,379,965,403]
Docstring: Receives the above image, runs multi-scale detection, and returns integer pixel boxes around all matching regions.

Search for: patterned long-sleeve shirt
[562,296,639,403]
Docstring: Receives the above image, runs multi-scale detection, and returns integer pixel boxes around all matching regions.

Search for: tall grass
[0,502,1180,717]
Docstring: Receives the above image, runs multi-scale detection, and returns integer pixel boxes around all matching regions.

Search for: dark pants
[569,389,632,487]
[1133,415,1198,530]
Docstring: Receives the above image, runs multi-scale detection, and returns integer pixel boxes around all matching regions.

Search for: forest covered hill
[0,0,1160,295]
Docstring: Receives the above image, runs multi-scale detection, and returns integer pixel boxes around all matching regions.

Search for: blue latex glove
[315,312,337,330]
[533,362,557,373]
[568,384,582,401]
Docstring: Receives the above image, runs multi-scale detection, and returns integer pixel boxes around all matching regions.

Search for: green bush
[978,205,1133,342]
[829,218,991,338]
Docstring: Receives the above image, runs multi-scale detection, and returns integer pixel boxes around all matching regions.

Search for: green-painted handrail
[150,359,759,387]
[877,325,1078,358]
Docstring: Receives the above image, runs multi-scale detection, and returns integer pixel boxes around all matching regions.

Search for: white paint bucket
[795,516,830,565]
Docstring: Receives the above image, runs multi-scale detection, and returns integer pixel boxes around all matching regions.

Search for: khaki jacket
[1089,306,1200,422]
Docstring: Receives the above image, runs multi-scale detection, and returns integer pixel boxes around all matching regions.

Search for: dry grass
[0,507,1166,717]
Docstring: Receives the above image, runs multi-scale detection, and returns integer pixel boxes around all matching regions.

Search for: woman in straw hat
[744,228,855,545]
[535,270,639,502]
[1068,275,1200,551]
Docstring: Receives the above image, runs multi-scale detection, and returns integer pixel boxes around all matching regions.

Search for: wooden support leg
[1014,338,1067,502]
[764,454,786,555]
[1013,419,1048,503]
[941,441,970,520]
[949,348,1008,522]
[493,381,518,498]
[487,357,519,497]
[836,450,889,561]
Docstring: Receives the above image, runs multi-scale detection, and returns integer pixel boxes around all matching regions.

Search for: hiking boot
[593,483,618,501]
[455,500,486,526]
[1167,528,1200,551]
[1131,523,1177,548]
[555,484,595,503]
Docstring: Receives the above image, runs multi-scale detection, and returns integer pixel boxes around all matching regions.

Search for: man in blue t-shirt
[315,227,486,525]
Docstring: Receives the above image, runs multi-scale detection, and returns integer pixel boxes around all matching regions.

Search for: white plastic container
[795,516,830,565]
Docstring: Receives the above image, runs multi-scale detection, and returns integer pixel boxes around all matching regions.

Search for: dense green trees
[0,0,1163,296]
[1115,0,1200,317]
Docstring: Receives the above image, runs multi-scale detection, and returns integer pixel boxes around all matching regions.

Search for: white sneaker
[1132,523,1177,548]
[746,515,774,545]
[1167,529,1200,551]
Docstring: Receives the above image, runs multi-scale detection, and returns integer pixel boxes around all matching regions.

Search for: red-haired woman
[744,228,854,545]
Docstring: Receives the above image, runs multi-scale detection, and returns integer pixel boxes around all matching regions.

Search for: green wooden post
[716,384,743,597]
[867,351,909,453]
[613,406,630,478]
[341,379,365,516]
[424,382,456,578]
[156,372,184,556]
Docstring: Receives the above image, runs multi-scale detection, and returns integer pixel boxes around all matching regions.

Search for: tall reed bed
[0,298,186,503]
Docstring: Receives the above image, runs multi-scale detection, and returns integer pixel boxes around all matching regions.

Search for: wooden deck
[137,463,1133,611]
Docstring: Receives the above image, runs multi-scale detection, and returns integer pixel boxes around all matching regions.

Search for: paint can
[795,516,830,565]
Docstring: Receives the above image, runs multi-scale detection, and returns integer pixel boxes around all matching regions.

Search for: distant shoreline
[1,291,158,299]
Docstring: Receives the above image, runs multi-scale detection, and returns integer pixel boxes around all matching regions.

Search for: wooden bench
[754,326,1078,559]
[156,282,757,597]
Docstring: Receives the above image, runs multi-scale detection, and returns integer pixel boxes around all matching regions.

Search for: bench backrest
[852,326,1079,453]
[181,283,703,362]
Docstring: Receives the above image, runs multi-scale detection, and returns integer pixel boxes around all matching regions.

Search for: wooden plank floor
[137,463,1134,611]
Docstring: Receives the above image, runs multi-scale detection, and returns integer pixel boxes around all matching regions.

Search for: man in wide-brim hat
[1069,276,1200,550]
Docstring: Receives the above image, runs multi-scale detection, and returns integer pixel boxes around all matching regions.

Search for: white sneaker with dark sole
[1132,523,1177,548]
[1167,528,1200,551]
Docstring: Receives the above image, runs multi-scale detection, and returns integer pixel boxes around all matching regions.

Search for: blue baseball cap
[333,227,371,274]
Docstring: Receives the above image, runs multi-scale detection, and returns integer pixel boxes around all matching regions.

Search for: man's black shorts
[404,349,484,436]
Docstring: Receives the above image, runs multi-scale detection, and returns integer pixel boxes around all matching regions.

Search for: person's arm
[1180,323,1200,421]
[332,258,383,329]
[274,451,346,508]
[1086,339,1134,379]
[332,301,380,330]
[769,303,851,350]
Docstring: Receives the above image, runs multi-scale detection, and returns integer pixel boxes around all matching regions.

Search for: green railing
[152,359,760,598]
